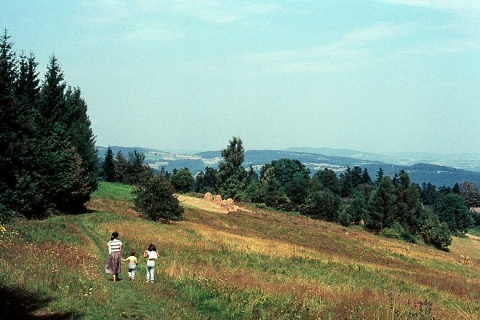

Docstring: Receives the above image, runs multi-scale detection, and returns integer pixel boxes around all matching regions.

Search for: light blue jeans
[146,260,155,282]
[128,263,137,280]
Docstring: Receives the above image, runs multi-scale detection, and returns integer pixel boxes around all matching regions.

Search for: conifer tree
[103,147,116,182]
[38,56,66,128]
[395,171,422,236]
[115,150,128,183]
[0,30,18,219]
[36,57,97,210]
[375,167,384,184]
[16,52,40,106]
[367,176,397,232]
[64,87,98,195]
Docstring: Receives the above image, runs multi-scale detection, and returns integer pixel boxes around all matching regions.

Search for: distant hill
[285,147,480,172]
[97,146,480,187]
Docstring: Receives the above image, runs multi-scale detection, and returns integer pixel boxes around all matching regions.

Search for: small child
[122,250,138,281]
[143,244,158,283]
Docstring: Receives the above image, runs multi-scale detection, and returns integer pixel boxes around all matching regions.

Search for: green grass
[467,226,480,237]
[1,182,480,319]
[91,181,134,201]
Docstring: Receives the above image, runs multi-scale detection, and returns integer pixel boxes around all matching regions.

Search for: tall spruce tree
[115,150,128,183]
[367,176,397,232]
[38,56,66,128]
[103,147,116,182]
[0,30,18,219]
[64,87,98,195]
[395,171,422,236]
[16,52,40,106]
[37,57,96,210]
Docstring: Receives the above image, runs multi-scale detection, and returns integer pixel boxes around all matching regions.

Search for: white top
[147,251,158,260]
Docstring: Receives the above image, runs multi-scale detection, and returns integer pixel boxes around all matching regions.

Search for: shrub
[133,174,184,223]
[418,210,451,251]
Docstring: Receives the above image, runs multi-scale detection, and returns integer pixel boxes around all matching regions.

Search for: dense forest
[2,31,479,252]
[0,31,98,219]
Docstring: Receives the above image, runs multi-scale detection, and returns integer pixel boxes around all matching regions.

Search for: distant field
[1,182,479,319]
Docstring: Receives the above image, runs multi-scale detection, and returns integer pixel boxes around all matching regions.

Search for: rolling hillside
[1,182,479,319]
[97,146,480,187]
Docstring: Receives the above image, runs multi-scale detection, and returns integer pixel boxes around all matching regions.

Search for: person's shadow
[0,285,78,319]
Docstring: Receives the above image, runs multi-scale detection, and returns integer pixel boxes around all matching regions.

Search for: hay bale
[203,192,213,201]
[213,194,222,204]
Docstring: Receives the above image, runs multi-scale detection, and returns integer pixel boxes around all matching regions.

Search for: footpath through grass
[1,182,480,319]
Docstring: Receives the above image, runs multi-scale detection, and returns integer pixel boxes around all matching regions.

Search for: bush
[170,168,194,193]
[418,210,451,251]
[337,209,351,227]
[133,174,184,223]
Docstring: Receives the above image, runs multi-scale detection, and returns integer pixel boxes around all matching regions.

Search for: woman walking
[105,231,122,281]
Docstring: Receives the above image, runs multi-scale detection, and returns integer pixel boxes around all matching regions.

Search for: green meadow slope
[0,182,479,319]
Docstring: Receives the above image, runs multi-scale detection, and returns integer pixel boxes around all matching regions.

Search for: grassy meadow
[1,182,479,319]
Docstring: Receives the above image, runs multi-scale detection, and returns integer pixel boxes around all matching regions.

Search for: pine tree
[367,176,397,232]
[375,167,384,184]
[0,30,20,220]
[64,87,98,196]
[0,30,17,185]
[103,147,116,182]
[16,52,39,106]
[395,171,422,236]
[38,55,66,128]
[115,150,128,183]
[361,168,372,184]
[125,150,152,185]
[36,57,97,210]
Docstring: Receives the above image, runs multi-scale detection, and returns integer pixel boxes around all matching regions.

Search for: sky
[2,0,479,154]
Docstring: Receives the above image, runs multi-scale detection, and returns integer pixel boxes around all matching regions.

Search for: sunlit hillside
[1,182,479,319]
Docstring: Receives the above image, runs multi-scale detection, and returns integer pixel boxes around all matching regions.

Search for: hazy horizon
[3,1,479,155]
[96,143,480,158]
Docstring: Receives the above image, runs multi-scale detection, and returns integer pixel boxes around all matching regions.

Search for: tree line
[101,137,480,251]
[0,31,98,220]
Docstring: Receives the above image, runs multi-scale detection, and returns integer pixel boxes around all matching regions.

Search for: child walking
[143,243,158,283]
[122,250,138,281]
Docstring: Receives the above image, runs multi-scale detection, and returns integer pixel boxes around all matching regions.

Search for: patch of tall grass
[92,181,134,201]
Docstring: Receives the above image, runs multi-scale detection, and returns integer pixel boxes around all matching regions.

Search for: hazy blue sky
[2,1,479,154]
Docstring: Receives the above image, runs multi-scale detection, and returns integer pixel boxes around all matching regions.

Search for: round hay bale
[203,192,213,201]
[213,194,222,204]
